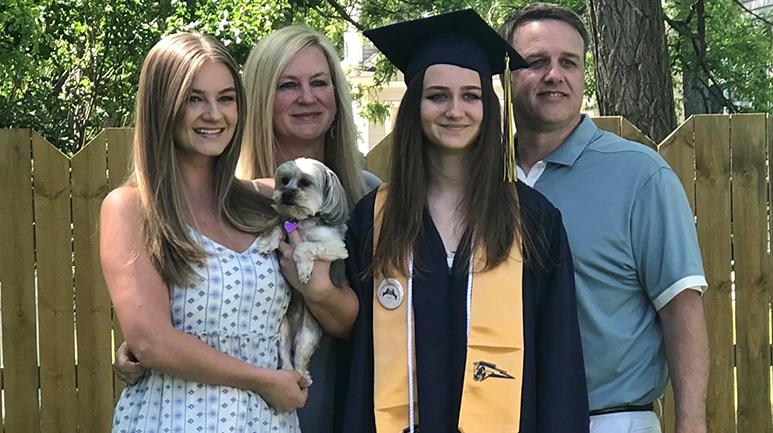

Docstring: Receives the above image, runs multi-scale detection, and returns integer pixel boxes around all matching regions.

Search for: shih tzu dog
[258,157,349,381]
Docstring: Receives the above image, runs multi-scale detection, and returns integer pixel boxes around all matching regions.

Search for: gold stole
[372,185,525,433]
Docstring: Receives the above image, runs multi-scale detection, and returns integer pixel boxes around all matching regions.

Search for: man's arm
[659,288,708,433]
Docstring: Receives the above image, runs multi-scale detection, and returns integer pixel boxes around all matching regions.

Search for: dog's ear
[317,168,349,226]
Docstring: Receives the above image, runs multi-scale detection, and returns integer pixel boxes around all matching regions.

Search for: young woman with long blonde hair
[102,32,356,433]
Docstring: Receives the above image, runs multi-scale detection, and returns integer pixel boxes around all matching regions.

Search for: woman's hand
[260,369,310,412]
[276,230,359,337]
[114,340,146,385]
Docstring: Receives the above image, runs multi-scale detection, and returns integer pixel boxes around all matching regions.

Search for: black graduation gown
[335,182,589,433]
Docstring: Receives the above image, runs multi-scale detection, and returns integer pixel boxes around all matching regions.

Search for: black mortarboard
[363,9,527,84]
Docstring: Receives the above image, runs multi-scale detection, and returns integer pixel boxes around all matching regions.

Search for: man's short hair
[499,2,589,53]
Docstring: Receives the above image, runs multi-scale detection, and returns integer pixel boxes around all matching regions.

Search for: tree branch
[695,74,737,112]
[322,0,365,32]
[730,0,773,27]
[362,1,399,17]
[665,0,738,113]
[664,14,697,39]
[394,0,432,7]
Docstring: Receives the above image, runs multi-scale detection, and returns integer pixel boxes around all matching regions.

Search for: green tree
[1,0,169,154]
[2,0,770,153]
[666,0,773,116]
[0,0,347,154]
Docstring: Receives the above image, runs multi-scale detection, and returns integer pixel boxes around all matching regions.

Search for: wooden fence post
[731,114,772,433]
[0,129,41,432]
[694,115,735,433]
[33,132,78,433]
[72,130,114,433]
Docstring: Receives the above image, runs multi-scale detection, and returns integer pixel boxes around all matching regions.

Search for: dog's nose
[281,190,297,205]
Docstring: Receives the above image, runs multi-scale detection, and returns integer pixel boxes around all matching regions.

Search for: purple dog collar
[283,219,299,234]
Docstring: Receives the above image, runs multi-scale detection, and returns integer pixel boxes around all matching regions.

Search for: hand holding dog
[259,369,310,412]
[277,230,338,302]
[277,229,358,338]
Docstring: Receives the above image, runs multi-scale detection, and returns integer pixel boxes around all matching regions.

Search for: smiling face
[510,19,585,134]
[174,60,238,160]
[272,45,337,147]
[420,64,483,152]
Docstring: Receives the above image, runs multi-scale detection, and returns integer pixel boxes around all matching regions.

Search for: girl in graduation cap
[336,9,589,433]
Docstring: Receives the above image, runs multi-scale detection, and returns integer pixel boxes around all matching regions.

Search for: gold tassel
[502,54,517,183]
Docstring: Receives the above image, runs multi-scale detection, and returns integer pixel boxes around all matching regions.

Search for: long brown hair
[238,25,367,206]
[373,70,538,277]
[129,32,275,288]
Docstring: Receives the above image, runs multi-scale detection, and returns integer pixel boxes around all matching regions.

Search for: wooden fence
[0,114,770,432]
[0,128,132,433]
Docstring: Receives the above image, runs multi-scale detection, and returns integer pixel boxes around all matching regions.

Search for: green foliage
[1,0,166,153]
[1,0,769,153]
[666,0,773,114]
[0,0,346,154]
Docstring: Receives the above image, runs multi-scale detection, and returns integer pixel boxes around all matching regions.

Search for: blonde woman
[114,26,373,433]
[102,32,357,433]
[238,24,380,205]
[237,25,380,433]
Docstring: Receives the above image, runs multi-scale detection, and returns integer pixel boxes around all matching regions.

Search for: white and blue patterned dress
[112,232,300,433]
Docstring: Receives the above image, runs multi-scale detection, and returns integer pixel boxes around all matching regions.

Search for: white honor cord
[466,246,474,338]
[406,241,475,433]
[407,256,416,433]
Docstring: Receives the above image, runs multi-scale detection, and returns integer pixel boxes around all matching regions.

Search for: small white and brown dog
[258,157,349,381]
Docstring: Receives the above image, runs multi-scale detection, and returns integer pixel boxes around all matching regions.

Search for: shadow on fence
[0,114,771,433]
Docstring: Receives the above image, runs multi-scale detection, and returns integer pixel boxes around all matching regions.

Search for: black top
[335,182,589,433]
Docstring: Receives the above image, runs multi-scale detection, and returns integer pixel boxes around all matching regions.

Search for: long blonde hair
[129,32,275,287]
[238,25,366,206]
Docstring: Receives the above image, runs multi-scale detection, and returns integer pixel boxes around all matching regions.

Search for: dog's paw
[257,225,282,253]
[300,370,313,386]
[296,258,313,284]
[325,240,348,261]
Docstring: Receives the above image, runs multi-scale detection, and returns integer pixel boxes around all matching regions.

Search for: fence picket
[660,116,696,213]
[72,130,114,433]
[768,114,773,427]
[591,116,621,135]
[694,115,735,433]
[366,131,392,182]
[0,129,41,433]
[621,116,657,150]
[33,133,79,433]
[731,114,772,433]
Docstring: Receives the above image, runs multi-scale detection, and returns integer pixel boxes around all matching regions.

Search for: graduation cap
[363,9,527,84]
[364,9,525,182]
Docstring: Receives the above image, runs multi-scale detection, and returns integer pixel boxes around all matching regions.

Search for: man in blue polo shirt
[500,4,709,433]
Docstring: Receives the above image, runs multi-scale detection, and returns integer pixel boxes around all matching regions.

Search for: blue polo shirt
[517,115,707,411]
